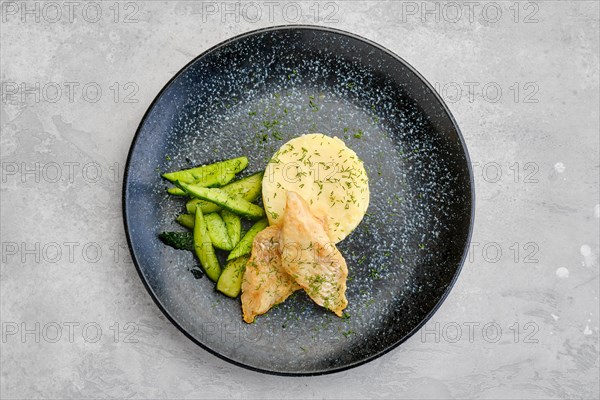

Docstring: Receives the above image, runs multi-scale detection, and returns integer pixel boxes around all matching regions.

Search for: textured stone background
[1,1,598,399]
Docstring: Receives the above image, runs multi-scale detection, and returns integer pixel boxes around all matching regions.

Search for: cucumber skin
[178,182,265,220]
[204,213,233,251]
[221,210,242,247]
[227,219,269,261]
[186,172,263,214]
[158,231,194,251]
[216,255,250,298]
[162,156,248,185]
[193,208,221,282]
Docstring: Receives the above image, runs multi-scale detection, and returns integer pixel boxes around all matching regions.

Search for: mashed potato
[262,133,369,243]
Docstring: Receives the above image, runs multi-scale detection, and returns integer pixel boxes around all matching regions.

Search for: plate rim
[122,24,476,376]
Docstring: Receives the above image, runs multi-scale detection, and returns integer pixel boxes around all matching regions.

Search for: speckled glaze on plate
[123,26,474,375]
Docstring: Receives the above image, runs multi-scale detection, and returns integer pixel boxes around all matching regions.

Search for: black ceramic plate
[123,26,474,375]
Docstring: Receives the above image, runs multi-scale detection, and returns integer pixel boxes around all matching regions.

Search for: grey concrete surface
[1,1,599,399]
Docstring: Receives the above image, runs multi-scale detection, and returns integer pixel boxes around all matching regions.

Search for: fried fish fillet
[241,225,300,323]
[280,191,348,316]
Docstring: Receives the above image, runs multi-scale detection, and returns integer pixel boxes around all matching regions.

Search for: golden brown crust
[241,226,300,323]
[241,191,349,322]
[279,191,348,316]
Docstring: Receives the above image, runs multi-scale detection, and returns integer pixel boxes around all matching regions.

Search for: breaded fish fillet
[280,191,348,316]
[241,225,300,323]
